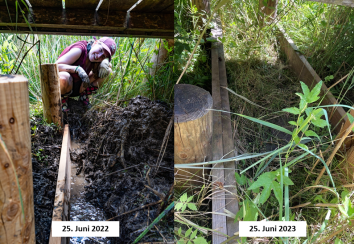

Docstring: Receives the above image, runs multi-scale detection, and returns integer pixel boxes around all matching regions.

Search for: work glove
[98,58,112,78]
[76,66,90,88]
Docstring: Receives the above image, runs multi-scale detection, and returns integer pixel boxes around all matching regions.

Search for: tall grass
[0,34,174,107]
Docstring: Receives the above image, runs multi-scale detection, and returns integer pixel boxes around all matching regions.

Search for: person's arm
[98,58,112,78]
[55,47,82,73]
[56,47,90,88]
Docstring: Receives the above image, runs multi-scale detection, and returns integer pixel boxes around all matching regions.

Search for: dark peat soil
[67,96,174,243]
[31,118,62,244]
[32,96,174,243]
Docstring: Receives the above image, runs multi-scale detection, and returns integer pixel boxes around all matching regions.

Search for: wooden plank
[0,7,125,29]
[211,43,227,243]
[0,6,173,37]
[0,75,35,244]
[99,0,137,11]
[30,0,62,8]
[306,0,354,7]
[218,44,239,238]
[0,0,63,8]
[132,0,174,13]
[126,12,174,32]
[49,124,71,244]
[65,0,101,10]
[277,27,347,134]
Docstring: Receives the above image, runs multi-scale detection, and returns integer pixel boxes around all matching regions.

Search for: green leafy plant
[175,193,198,212]
[174,193,209,244]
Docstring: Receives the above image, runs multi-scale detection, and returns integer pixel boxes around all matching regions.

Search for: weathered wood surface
[174,84,213,187]
[192,0,210,14]
[344,145,354,180]
[126,12,174,32]
[40,64,63,129]
[211,44,227,243]
[0,0,61,8]
[259,0,278,26]
[218,45,239,238]
[148,39,174,78]
[0,6,173,38]
[132,0,174,12]
[0,0,174,12]
[306,0,354,7]
[49,125,71,244]
[0,75,36,244]
[277,28,347,134]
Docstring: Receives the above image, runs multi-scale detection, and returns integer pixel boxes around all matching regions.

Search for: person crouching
[55,37,117,111]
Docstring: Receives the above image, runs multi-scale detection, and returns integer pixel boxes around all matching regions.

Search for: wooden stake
[40,64,63,129]
[0,75,35,244]
[174,84,213,187]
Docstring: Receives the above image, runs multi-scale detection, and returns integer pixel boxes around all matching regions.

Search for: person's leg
[78,71,111,107]
[58,71,73,95]
[78,71,110,94]
[59,71,73,112]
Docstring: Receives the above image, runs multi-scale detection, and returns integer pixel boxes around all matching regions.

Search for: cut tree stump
[0,75,36,244]
[40,63,63,129]
[174,84,213,188]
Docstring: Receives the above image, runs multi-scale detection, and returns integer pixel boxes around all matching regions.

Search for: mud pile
[69,96,174,243]
[30,118,62,244]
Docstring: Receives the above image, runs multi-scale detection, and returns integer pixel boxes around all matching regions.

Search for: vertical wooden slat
[211,44,227,243]
[218,45,240,237]
[49,124,71,244]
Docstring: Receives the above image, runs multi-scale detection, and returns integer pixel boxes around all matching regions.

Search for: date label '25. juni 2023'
[239,221,307,237]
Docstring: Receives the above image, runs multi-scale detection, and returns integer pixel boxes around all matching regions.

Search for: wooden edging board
[211,42,227,243]
[218,44,240,237]
[49,124,71,244]
[277,27,349,135]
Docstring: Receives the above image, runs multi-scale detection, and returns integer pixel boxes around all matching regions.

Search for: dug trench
[31,96,174,243]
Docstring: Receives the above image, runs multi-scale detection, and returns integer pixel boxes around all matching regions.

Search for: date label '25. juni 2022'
[52,221,120,237]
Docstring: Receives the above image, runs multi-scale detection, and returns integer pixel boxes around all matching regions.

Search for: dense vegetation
[174,0,354,243]
[0,34,174,112]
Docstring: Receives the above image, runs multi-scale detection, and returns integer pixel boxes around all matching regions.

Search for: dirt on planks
[68,96,174,243]
[30,118,62,244]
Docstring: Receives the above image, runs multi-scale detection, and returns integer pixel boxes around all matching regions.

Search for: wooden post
[192,0,211,29]
[145,39,174,82]
[259,0,278,27]
[0,75,36,244]
[174,84,213,188]
[40,64,63,128]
